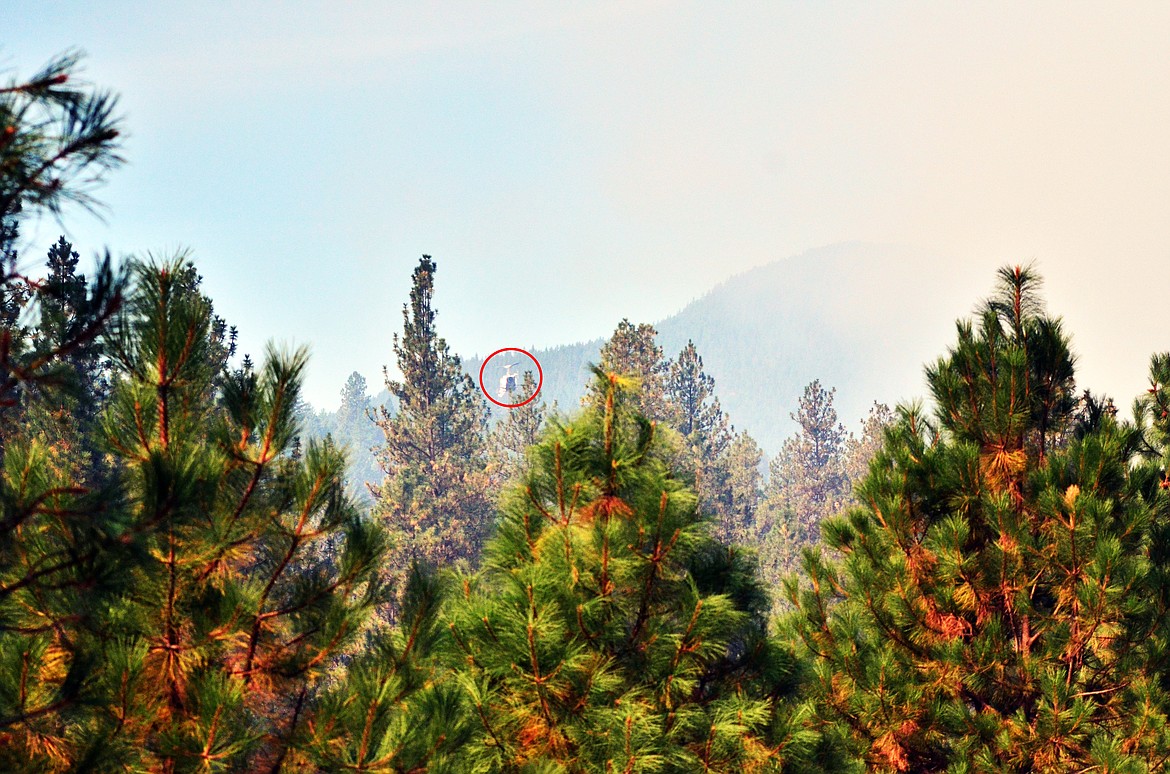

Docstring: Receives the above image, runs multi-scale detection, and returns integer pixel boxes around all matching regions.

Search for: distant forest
[5,52,1170,773]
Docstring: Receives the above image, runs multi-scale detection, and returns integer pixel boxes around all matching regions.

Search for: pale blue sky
[7,2,1170,409]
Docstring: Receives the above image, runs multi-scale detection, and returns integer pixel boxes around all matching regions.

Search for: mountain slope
[467,243,997,454]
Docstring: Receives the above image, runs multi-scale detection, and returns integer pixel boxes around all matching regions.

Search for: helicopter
[496,362,519,400]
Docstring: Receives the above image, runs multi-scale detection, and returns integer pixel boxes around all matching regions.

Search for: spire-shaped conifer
[372,256,492,606]
[593,319,675,423]
[785,266,1170,771]
[489,369,548,484]
[445,367,812,770]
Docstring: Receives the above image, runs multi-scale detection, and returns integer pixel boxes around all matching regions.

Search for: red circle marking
[479,347,543,408]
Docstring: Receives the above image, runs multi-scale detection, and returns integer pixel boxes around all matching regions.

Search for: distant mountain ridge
[466,242,998,454]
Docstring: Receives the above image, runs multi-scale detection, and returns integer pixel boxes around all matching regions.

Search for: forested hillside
[6,50,1170,773]
[464,242,992,454]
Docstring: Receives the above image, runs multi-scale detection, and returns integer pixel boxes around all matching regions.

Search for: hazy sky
[7,2,1170,410]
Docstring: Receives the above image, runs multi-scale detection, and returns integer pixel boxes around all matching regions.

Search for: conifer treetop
[446,366,808,770]
[0,49,123,225]
[786,264,1165,771]
[377,254,487,466]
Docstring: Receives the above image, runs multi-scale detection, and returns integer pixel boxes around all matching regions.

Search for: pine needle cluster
[445,367,810,771]
[1,256,391,770]
[784,266,1170,771]
[11,48,1170,774]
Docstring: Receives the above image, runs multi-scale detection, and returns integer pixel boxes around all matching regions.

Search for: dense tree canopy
[489,368,548,484]
[756,382,888,598]
[7,47,1170,774]
[785,267,1170,771]
[1,256,390,771]
[446,368,812,771]
[594,319,675,424]
[371,255,493,607]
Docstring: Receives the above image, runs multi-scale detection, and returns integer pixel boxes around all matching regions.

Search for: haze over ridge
[7,3,1168,414]
[468,241,1128,454]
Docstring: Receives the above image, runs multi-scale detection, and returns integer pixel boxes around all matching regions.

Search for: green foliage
[445,368,808,771]
[490,369,549,485]
[13,48,1170,774]
[667,340,727,443]
[0,49,122,225]
[334,370,383,500]
[1,241,123,452]
[3,237,120,481]
[0,49,126,442]
[305,565,470,772]
[593,319,675,424]
[715,429,764,545]
[597,330,761,551]
[372,256,493,604]
[784,266,1170,771]
[666,339,733,520]
[757,383,888,597]
[0,256,391,771]
[839,402,895,486]
[759,380,845,585]
[0,51,129,770]
[1132,351,1170,746]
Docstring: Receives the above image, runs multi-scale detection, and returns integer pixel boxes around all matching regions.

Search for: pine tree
[758,380,849,584]
[773,380,847,506]
[717,429,764,544]
[489,369,548,484]
[1131,352,1170,750]
[302,565,472,772]
[668,340,726,441]
[1,51,123,447]
[1,54,396,771]
[0,50,122,229]
[0,54,129,769]
[840,401,894,486]
[122,257,387,770]
[335,370,382,497]
[594,319,675,423]
[338,371,370,433]
[785,266,1170,771]
[15,237,112,484]
[372,256,492,603]
[667,339,732,517]
[444,368,813,771]
[0,256,392,770]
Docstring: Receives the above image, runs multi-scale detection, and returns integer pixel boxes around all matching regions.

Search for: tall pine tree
[839,401,895,487]
[785,266,1170,771]
[717,429,765,544]
[593,319,675,424]
[0,54,129,769]
[489,369,548,485]
[1,255,391,770]
[758,380,850,585]
[444,368,816,771]
[335,370,382,497]
[0,53,398,772]
[15,237,113,485]
[372,256,492,603]
[667,339,733,518]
